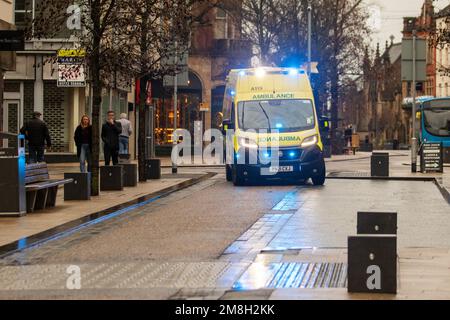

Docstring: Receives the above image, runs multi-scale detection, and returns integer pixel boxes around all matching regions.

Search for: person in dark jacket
[20,111,51,164]
[101,110,122,166]
[74,115,93,172]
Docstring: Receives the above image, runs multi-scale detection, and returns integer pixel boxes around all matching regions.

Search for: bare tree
[29,0,135,195]
[27,0,223,190]
[125,0,223,181]
[227,0,370,152]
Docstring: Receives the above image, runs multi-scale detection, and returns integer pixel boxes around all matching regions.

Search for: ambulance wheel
[232,165,246,186]
[312,162,326,186]
[226,165,232,182]
[312,174,326,186]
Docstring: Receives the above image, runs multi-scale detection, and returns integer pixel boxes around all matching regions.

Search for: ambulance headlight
[301,135,318,148]
[238,137,258,149]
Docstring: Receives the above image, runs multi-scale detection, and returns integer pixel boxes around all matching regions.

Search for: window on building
[439,84,442,97]
[14,0,33,30]
[445,47,449,66]
[216,8,227,19]
[446,84,449,97]
[14,0,71,38]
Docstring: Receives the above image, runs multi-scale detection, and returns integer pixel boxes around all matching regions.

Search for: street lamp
[411,29,418,173]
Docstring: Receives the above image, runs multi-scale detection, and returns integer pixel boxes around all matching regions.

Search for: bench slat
[26,168,49,177]
[26,179,73,191]
[25,174,50,184]
[26,163,48,171]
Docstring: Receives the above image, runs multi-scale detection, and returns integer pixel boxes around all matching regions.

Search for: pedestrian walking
[117,113,133,155]
[74,115,93,173]
[101,110,122,166]
[20,111,51,164]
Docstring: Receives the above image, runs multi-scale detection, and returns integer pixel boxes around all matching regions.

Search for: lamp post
[411,30,418,173]
[172,40,178,175]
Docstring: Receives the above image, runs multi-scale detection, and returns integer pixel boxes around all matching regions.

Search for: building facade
[0,0,17,142]
[341,42,411,149]
[435,5,450,98]
[3,2,251,159]
[150,6,251,149]
[402,0,436,98]
[3,0,132,159]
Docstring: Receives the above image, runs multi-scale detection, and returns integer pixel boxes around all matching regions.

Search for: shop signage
[57,49,86,87]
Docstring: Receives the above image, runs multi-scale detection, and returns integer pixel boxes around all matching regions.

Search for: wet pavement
[0,155,449,299]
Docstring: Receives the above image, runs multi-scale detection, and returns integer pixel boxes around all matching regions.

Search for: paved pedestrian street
[0,155,449,300]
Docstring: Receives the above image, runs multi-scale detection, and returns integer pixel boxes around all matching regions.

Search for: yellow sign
[199,102,210,112]
[58,49,86,57]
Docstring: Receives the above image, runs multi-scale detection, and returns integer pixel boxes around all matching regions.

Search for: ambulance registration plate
[269,166,294,173]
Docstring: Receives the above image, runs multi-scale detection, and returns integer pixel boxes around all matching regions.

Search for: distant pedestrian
[117,113,133,155]
[101,111,122,166]
[74,115,93,173]
[345,125,353,147]
[20,111,51,164]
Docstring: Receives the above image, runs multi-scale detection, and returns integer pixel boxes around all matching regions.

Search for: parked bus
[221,67,326,186]
[418,97,450,163]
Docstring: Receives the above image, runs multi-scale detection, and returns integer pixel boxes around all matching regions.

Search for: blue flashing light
[275,123,283,129]
[289,152,296,158]
[264,152,270,158]
[239,70,246,77]
[299,70,306,74]
[289,68,299,76]
[230,90,236,96]
[235,153,240,159]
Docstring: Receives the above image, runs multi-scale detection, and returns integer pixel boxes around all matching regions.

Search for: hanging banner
[57,49,86,87]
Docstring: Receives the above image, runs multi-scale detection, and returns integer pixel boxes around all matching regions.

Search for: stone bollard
[348,212,398,294]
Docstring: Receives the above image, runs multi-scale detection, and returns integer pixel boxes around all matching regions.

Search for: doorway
[2,100,21,148]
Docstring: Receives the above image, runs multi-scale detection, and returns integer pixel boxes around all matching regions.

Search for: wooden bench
[25,163,73,213]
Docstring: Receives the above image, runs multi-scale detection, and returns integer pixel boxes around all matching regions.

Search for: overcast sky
[365,0,449,47]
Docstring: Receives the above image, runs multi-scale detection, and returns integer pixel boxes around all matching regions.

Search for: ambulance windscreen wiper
[258,102,272,132]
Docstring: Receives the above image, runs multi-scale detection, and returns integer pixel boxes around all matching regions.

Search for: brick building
[402,0,436,98]
[435,4,450,98]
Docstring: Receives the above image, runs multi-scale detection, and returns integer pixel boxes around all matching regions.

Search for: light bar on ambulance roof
[255,68,266,77]
[288,68,299,76]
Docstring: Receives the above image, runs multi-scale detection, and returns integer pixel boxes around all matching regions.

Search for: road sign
[0,30,24,51]
[401,38,427,82]
[421,142,444,173]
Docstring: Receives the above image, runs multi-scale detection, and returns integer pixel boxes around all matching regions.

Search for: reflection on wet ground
[0,178,449,298]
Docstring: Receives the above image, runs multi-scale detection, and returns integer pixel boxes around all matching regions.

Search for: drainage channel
[0,172,217,260]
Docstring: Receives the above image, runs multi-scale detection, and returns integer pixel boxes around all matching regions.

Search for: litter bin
[100,166,124,191]
[146,159,161,180]
[0,135,27,216]
[64,172,91,201]
[371,152,389,177]
[121,163,138,187]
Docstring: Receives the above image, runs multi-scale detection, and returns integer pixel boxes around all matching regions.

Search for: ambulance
[221,67,326,186]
